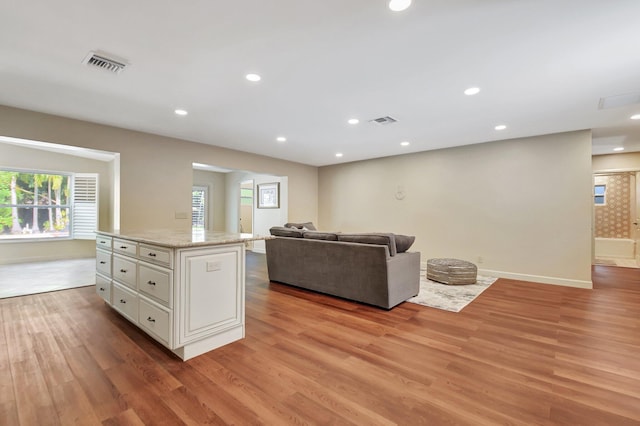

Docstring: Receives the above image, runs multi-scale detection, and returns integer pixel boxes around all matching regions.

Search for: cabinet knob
[119,299,126,304]
[99,261,106,264]
[120,269,127,273]
[99,287,105,291]
[120,246,128,249]
[147,281,156,286]
[147,316,156,323]
[148,252,157,257]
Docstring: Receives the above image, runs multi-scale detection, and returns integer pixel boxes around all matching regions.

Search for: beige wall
[319,131,594,288]
[593,152,640,172]
[0,105,318,262]
[0,142,112,264]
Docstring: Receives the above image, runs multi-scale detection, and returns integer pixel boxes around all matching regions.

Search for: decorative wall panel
[594,173,632,238]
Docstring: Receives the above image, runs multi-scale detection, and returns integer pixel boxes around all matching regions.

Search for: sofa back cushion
[337,233,397,256]
[302,231,339,241]
[269,226,304,238]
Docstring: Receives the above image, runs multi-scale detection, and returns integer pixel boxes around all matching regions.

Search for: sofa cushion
[394,234,416,253]
[303,231,339,241]
[285,222,317,231]
[269,226,304,238]
[337,233,397,256]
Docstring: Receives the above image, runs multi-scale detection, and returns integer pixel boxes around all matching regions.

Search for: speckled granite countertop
[96,229,271,249]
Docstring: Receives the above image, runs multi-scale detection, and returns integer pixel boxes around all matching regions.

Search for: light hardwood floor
[1,253,639,425]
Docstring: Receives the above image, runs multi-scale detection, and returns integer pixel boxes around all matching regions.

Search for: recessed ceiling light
[246,73,261,82]
[613,147,625,152]
[335,153,343,158]
[631,114,640,120]
[464,87,480,96]
[388,0,412,12]
[400,141,410,146]
[174,109,188,116]
[348,118,359,125]
[494,124,507,131]
[276,136,286,142]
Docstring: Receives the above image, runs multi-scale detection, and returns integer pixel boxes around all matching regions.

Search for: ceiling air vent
[82,51,128,74]
[598,91,640,110]
[369,116,398,125]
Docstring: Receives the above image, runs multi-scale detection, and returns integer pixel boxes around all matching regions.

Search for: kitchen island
[95,229,267,360]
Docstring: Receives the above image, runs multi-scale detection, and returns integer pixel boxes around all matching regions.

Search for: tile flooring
[0,258,95,299]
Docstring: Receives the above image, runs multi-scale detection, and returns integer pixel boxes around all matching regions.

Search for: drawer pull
[146,316,156,323]
[99,287,105,291]
[119,299,126,304]
[148,252,157,257]
[120,269,127,273]
[100,240,106,244]
[147,280,156,286]
[99,261,107,264]
[120,245,128,249]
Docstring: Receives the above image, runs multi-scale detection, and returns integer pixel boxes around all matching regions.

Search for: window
[241,187,253,206]
[0,169,97,241]
[594,184,606,205]
[192,186,208,231]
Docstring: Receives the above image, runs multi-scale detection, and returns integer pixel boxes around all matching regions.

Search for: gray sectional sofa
[265,224,421,309]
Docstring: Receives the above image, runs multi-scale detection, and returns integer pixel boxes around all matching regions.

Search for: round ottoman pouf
[427,258,477,285]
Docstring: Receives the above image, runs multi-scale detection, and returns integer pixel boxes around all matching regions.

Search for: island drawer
[113,238,138,257]
[138,263,172,306]
[139,244,172,267]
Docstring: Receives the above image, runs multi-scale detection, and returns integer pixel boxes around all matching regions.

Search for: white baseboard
[478,268,593,289]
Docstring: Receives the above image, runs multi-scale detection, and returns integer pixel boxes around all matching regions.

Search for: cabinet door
[96,274,111,304]
[139,263,172,306]
[177,246,243,345]
[112,254,137,289]
[96,249,112,277]
[138,297,171,346]
[112,283,138,323]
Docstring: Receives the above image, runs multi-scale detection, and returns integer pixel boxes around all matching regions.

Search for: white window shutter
[73,173,99,239]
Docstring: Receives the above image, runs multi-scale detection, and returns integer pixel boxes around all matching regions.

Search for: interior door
[635,172,640,264]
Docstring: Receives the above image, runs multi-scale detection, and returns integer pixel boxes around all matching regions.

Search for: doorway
[240,180,254,235]
[593,172,640,268]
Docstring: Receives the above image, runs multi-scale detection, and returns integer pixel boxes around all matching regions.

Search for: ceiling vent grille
[369,116,398,125]
[598,91,640,110]
[83,51,128,74]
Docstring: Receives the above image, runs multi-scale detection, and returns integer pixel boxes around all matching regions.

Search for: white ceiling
[1,0,640,166]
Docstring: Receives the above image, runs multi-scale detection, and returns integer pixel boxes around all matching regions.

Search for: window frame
[192,185,208,231]
[0,167,98,242]
[594,184,606,206]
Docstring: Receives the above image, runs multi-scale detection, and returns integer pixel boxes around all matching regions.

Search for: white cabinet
[112,283,138,323]
[177,246,243,346]
[96,236,112,303]
[95,231,246,361]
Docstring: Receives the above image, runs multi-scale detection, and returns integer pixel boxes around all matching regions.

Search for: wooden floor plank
[1,256,640,424]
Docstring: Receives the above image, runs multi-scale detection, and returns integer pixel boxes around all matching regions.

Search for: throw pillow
[269,226,304,238]
[394,234,416,253]
[284,222,317,231]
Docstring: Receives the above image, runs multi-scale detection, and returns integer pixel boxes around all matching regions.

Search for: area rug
[407,274,497,312]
